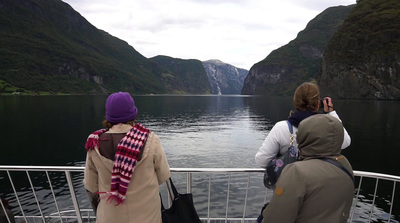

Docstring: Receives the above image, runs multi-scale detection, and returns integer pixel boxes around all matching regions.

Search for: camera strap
[319,157,354,183]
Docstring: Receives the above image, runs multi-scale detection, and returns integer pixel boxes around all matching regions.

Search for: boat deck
[1,166,400,223]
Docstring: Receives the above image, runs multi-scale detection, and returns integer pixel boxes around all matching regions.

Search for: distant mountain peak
[204,59,226,65]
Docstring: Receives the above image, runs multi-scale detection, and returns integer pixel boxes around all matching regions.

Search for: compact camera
[319,98,328,108]
[318,98,329,113]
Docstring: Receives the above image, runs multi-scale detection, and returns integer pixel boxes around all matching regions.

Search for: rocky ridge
[241,5,355,96]
[317,0,400,99]
[202,60,248,94]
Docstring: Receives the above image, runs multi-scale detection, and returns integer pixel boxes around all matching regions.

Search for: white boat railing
[1,166,400,223]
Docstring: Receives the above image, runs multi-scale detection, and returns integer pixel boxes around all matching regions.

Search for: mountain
[317,0,400,99]
[150,56,211,94]
[241,5,355,96]
[0,0,166,95]
[0,0,246,95]
[202,60,248,95]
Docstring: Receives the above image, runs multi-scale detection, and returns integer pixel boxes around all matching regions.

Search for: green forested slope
[0,0,165,95]
[150,56,211,94]
[318,0,400,99]
[241,5,355,95]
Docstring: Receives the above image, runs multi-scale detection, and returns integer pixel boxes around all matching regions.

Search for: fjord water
[1,95,400,220]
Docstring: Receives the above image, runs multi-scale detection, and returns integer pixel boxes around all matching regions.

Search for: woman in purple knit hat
[83,92,170,223]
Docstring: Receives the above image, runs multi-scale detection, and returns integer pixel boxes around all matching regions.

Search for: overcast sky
[62,0,356,70]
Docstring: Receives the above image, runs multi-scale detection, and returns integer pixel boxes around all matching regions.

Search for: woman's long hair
[293,82,320,112]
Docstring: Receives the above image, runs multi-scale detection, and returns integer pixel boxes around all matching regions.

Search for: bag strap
[320,157,354,183]
[286,120,293,134]
[286,120,294,146]
[160,178,179,210]
[160,193,166,211]
[167,178,179,199]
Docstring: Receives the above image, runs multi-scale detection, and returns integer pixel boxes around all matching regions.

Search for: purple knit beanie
[105,92,138,123]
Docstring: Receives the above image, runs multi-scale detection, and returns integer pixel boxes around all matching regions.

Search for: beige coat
[84,125,170,223]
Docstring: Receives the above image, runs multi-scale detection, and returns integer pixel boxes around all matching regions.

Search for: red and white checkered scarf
[85,123,150,205]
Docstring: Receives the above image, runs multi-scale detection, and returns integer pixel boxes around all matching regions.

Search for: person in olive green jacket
[262,114,354,223]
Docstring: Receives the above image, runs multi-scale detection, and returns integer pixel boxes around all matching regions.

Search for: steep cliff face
[317,0,400,99]
[150,56,212,94]
[202,60,248,94]
[241,5,354,96]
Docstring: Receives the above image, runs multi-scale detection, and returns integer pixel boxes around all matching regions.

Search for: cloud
[62,0,356,70]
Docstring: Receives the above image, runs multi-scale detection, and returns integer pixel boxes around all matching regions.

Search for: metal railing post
[65,171,83,223]
[186,172,192,193]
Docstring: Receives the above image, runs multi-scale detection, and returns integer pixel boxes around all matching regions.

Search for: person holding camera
[255,82,351,167]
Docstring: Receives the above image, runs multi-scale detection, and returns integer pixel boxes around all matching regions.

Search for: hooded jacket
[262,114,354,223]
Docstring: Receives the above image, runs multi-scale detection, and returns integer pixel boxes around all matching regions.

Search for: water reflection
[1,95,400,221]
